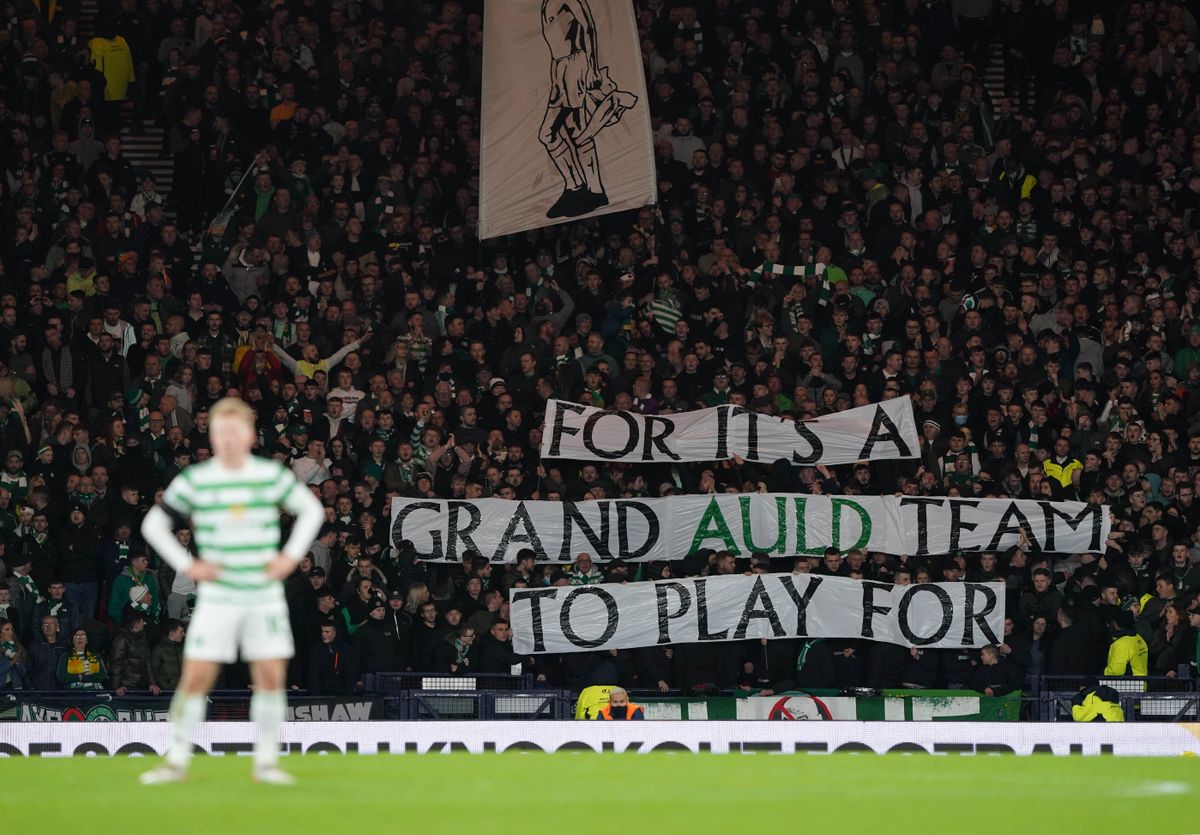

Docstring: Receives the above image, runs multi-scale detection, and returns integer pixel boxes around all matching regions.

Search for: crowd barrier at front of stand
[1032,674,1199,721]
[4,673,1197,721]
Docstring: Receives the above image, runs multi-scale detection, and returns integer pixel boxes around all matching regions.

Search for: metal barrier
[0,690,388,721]
[5,676,1197,722]
[1125,695,1200,721]
[1034,675,1198,722]
[363,672,536,693]
[400,690,571,720]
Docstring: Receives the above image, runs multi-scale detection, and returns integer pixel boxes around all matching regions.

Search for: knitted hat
[129,585,149,603]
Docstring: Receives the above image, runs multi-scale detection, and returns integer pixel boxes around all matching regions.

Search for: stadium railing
[1033,674,1199,721]
[363,671,537,693]
[0,690,386,721]
[401,690,573,720]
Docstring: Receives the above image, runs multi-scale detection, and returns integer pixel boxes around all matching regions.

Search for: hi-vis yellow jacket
[1072,685,1125,722]
[89,36,135,101]
[574,684,613,719]
[1105,633,1149,677]
[1043,457,1082,488]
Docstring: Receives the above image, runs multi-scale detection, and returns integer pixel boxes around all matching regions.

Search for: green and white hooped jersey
[161,457,307,602]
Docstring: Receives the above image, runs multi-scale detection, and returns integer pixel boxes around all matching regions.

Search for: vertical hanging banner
[479,0,656,238]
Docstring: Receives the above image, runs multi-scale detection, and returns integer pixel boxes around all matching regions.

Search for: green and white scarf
[16,572,42,604]
[747,262,828,303]
[648,290,682,335]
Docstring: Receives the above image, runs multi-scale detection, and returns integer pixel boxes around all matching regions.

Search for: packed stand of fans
[2,0,1200,701]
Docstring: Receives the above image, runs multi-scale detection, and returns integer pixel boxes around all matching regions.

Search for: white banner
[4,721,1199,756]
[509,574,1006,654]
[540,398,919,464]
[479,0,654,238]
[390,495,1111,563]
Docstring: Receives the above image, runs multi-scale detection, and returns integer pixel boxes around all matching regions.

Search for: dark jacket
[308,638,352,695]
[59,522,104,584]
[107,627,150,689]
[409,621,439,670]
[970,658,1024,696]
[744,638,799,689]
[940,646,976,687]
[148,638,184,690]
[28,634,68,690]
[1149,624,1193,677]
[34,599,80,639]
[347,617,408,686]
[1048,623,1095,675]
[22,533,60,590]
[901,646,940,688]
[673,640,740,691]
[793,639,838,689]
[431,635,478,675]
[476,633,521,674]
[1017,587,1065,624]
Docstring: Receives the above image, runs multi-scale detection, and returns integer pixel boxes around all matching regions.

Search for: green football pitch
[1,753,1197,834]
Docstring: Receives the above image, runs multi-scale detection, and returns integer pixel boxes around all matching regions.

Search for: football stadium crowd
[3,0,1200,702]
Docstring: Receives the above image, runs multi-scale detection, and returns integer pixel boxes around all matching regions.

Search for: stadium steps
[983,42,1036,106]
[79,0,97,38]
[119,124,175,220]
[76,0,177,219]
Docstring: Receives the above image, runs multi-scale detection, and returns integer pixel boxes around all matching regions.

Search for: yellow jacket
[1042,457,1082,488]
[1104,633,1148,676]
[574,684,613,720]
[1072,687,1125,722]
[89,36,135,101]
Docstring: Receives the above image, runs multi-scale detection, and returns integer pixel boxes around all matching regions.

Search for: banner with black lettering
[478,0,655,238]
[391,495,1110,563]
[510,573,1006,654]
[540,398,919,464]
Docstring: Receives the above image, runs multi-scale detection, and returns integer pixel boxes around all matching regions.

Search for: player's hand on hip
[186,562,222,582]
[265,553,297,581]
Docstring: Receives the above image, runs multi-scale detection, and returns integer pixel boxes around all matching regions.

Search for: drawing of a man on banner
[539,0,638,219]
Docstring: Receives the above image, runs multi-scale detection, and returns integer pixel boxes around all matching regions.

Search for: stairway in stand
[119,122,176,222]
[982,42,1037,113]
[75,0,183,237]
[79,0,98,38]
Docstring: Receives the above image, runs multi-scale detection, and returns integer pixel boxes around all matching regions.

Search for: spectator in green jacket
[108,551,159,623]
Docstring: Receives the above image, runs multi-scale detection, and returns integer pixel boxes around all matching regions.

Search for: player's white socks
[165,693,206,770]
[251,690,286,771]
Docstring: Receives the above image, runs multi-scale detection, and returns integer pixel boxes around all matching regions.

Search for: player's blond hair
[209,397,256,428]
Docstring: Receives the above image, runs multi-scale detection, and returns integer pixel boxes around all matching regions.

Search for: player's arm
[266,470,325,580]
[141,476,221,581]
